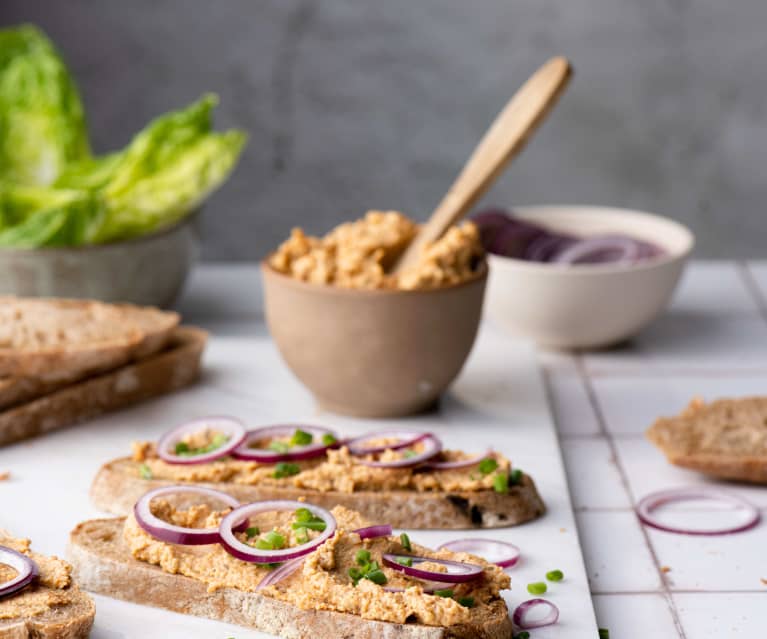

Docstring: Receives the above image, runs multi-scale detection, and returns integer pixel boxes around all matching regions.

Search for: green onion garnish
[365,569,387,585]
[268,440,290,454]
[294,527,309,544]
[457,596,475,608]
[322,433,337,446]
[513,633,530,639]
[478,457,498,475]
[290,429,313,446]
[273,462,300,478]
[527,581,547,595]
[174,442,191,455]
[434,588,454,598]
[493,472,509,494]
[546,569,564,582]
[509,468,523,485]
[245,526,259,538]
[400,533,411,551]
[355,549,371,565]
[294,507,313,523]
[139,463,152,479]
[396,557,413,567]
[255,530,285,550]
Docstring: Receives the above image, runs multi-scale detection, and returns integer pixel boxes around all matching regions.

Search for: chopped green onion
[402,449,417,459]
[434,588,454,598]
[294,507,313,523]
[290,429,313,446]
[245,526,259,538]
[598,630,610,639]
[273,462,300,478]
[396,557,413,567]
[493,472,509,494]
[291,519,326,532]
[139,463,152,479]
[294,527,309,544]
[509,468,523,486]
[255,530,285,550]
[546,569,564,582]
[457,596,475,608]
[268,440,290,454]
[478,457,498,475]
[513,633,530,639]
[527,581,547,595]
[321,433,337,446]
[400,533,411,551]
[174,442,191,455]
[365,569,387,585]
[355,549,371,565]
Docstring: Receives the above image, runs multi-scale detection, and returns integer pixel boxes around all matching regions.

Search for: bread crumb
[0,471,9,481]
[760,577,767,586]
[660,566,671,573]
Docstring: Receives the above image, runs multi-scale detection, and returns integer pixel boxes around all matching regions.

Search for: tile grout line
[592,589,767,596]
[574,354,689,639]
[738,261,767,325]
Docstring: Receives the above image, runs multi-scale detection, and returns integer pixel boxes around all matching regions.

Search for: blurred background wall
[1,0,765,260]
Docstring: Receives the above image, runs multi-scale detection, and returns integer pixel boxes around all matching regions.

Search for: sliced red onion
[255,556,305,592]
[347,430,431,456]
[157,416,247,465]
[354,525,393,540]
[231,425,339,463]
[355,434,442,469]
[382,553,483,583]
[437,538,521,568]
[134,485,244,545]
[513,598,560,629]
[219,500,336,563]
[0,546,39,599]
[422,449,494,471]
[636,487,761,536]
[552,236,641,265]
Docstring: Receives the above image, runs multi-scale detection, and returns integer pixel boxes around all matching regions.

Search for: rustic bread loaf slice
[647,396,767,483]
[0,297,179,383]
[0,327,207,447]
[90,458,544,529]
[69,517,514,639]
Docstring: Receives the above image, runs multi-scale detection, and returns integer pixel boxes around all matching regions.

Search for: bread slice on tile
[647,396,767,483]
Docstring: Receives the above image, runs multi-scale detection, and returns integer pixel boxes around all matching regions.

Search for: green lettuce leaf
[0,25,89,186]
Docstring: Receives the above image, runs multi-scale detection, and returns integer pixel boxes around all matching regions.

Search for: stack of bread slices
[0,297,206,446]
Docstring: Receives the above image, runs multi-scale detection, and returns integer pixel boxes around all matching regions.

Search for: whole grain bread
[0,298,179,383]
[647,396,767,483]
[90,458,544,529]
[0,327,207,447]
[69,517,513,639]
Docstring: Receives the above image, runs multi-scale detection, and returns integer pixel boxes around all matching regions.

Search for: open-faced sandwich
[69,487,515,638]
[90,418,545,529]
[0,530,95,638]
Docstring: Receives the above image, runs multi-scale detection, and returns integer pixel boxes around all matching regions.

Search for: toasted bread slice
[69,517,513,639]
[0,297,179,383]
[647,396,767,483]
[0,531,95,639]
[90,457,544,529]
[0,327,207,447]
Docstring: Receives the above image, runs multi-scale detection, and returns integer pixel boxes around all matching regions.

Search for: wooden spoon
[390,57,573,275]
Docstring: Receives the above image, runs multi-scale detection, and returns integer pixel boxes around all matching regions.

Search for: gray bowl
[0,218,199,308]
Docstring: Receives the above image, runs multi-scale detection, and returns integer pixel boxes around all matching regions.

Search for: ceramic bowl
[485,205,694,349]
[0,218,199,308]
[262,262,487,417]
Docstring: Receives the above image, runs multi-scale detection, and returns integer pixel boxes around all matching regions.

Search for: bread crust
[0,327,207,447]
[647,396,767,483]
[90,456,544,529]
[69,518,513,639]
[0,589,94,639]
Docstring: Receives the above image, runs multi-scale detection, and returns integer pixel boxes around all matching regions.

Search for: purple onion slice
[382,553,483,583]
[231,425,339,463]
[437,538,521,568]
[513,598,560,629]
[552,235,642,265]
[219,500,336,564]
[354,434,442,469]
[255,556,305,592]
[0,546,39,599]
[354,525,393,540]
[422,449,494,471]
[134,485,244,545]
[347,430,431,456]
[157,416,247,465]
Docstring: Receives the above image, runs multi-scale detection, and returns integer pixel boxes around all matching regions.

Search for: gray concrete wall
[1,0,765,259]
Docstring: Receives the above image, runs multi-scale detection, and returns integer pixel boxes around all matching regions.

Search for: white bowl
[484,205,694,349]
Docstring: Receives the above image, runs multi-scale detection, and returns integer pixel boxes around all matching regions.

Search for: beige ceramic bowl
[485,205,694,349]
[0,218,199,308]
[262,262,487,417]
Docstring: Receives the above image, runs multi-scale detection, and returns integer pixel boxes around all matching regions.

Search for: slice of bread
[69,517,514,639]
[0,298,179,383]
[0,327,207,447]
[90,458,544,529]
[0,530,95,639]
[647,396,767,483]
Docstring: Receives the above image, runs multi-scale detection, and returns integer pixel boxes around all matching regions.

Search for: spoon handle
[392,57,572,274]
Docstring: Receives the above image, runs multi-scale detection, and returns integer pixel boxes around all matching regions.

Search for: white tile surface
[593,593,681,639]
[592,374,767,436]
[543,372,602,436]
[669,261,760,316]
[674,593,767,638]
[575,511,662,593]
[561,438,632,509]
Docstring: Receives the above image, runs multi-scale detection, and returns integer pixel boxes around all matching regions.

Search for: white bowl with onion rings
[483,205,694,349]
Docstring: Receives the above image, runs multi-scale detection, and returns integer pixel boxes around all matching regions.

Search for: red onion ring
[355,434,442,469]
[354,525,393,540]
[552,236,641,265]
[513,598,560,629]
[382,553,483,583]
[422,449,494,471]
[0,546,39,599]
[157,416,246,465]
[347,430,431,456]
[254,556,305,592]
[437,538,521,568]
[134,485,245,545]
[231,425,339,463]
[636,487,761,536]
[219,500,337,563]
